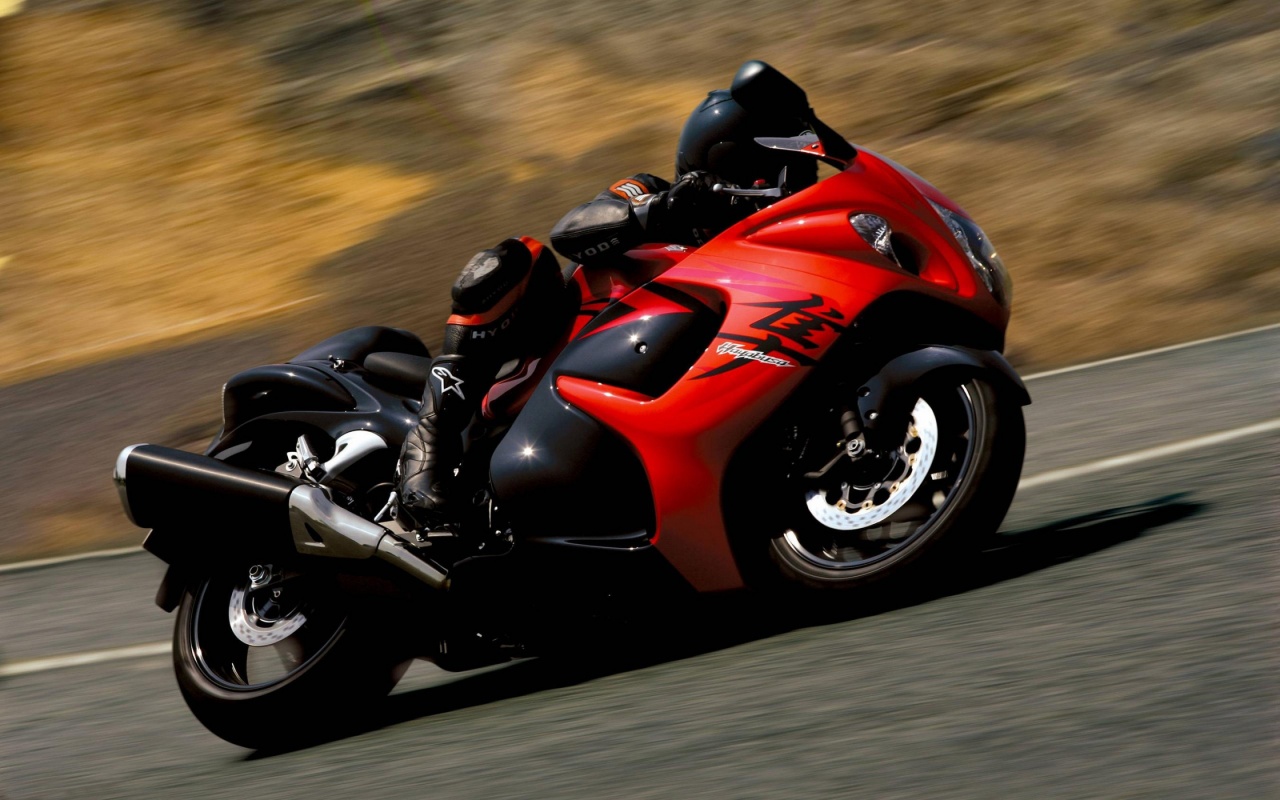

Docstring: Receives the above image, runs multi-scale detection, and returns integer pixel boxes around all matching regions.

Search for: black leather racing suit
[395,170,740,528]
[548,171,734,266]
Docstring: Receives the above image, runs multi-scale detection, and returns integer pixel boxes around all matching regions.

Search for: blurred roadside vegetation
[4,0,1278,379]
[0,0,1277,558]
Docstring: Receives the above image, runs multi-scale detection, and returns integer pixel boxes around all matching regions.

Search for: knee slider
[451,238,533,315]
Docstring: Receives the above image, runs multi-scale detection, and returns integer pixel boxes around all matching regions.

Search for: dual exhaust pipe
[114,444,447,590]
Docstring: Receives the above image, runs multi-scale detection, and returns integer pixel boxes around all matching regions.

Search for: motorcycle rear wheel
[768,377,1024,590]
[173,567,404,749]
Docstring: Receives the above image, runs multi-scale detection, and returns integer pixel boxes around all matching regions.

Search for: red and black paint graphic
[555,281,723,398]
[698,293,846,379]
[567,262,701,338]
[567,267,614,334]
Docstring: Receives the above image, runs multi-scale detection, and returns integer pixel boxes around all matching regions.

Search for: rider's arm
[549,174,678,266]
[550,172,741,266]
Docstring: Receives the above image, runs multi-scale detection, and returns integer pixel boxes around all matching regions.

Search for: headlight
[928,199,1012,307]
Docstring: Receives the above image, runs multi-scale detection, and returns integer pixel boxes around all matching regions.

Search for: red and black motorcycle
[114,62,1028,748]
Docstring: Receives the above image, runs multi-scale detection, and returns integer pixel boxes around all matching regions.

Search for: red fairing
[483,244,692,420]
[566,246,690,337]
[556,155,1010,591]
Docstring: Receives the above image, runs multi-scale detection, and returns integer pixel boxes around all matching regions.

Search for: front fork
[794,344,1029,494]
[851,346,1029,450]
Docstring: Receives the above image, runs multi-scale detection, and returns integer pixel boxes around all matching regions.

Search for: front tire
[767,377,1024,590]
[173,567,404,749]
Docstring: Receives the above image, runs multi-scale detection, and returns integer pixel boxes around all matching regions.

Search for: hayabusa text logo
[431,365,465,399]
[716,341,794,368]
[697,293,847,379]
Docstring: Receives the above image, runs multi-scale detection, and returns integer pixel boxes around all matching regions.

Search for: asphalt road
[0,327,297,560]
[1,327,1277,799]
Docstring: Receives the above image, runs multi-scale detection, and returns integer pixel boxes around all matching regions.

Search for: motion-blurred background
[2,0,1277,560]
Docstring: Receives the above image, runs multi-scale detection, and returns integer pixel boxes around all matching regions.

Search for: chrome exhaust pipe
[115,444,447,590]
[287,485,448,589]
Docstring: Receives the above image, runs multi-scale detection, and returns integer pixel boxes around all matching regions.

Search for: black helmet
[675,86,818,191]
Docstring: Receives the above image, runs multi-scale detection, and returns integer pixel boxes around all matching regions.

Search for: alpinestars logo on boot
[432,366,465,399]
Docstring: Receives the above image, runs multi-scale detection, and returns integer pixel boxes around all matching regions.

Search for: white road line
[0,545,144,574]
[1022,322,1280,380]
[0,642,171,678]
[1018,418,1280,490]
[1,323,1276,573]
[6,417,1278,678]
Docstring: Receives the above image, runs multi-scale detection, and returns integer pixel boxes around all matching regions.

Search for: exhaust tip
[113,444,147,526]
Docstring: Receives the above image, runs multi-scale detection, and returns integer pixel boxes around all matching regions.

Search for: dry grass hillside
[0,0,1277,560]
[4,0,1279,380]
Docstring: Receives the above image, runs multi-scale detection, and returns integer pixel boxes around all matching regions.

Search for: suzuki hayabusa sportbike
[114,62,1029,748]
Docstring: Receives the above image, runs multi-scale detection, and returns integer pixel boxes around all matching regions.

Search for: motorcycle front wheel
[767,377,1024,590]
[173,565,404,749]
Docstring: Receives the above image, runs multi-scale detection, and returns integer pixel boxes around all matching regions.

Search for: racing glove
[663,170,735,244]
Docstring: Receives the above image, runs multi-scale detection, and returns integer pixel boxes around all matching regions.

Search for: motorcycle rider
[395,74,822,532]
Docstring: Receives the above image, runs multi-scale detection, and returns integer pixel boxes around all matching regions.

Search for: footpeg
[380,513,457,550]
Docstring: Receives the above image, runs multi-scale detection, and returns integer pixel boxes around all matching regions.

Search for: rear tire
[766,377,1024,590]
[173,568,405,749]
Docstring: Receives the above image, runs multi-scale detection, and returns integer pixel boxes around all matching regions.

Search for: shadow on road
[945,493,1203,595]
[245,493,1202,758]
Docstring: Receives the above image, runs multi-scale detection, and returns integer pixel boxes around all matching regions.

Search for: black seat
[363,351,433,398]
[292,326,430,364]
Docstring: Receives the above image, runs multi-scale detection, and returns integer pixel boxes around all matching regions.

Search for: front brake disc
[803,397,938,530]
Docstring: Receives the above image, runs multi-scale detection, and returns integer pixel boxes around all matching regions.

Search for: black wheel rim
[188,570,347,692]
[780,383,979,570]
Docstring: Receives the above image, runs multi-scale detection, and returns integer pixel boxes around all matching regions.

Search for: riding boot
[395,353,481,530]
[396,237,565,530]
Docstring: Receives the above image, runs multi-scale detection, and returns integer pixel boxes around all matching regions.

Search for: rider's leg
[396,237,562,529]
